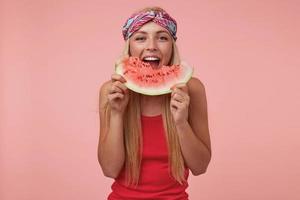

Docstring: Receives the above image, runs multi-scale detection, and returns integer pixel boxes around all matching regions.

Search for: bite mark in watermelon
[115,57,193,96]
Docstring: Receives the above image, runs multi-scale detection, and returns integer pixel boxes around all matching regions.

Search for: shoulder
[99,80,112,94]
[186,77,208,117]
[187,77,206,97]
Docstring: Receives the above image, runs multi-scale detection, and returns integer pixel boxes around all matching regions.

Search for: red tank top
[107,114,189,200]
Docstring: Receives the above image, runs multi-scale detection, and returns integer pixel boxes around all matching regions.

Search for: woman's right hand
[107,73,129,115]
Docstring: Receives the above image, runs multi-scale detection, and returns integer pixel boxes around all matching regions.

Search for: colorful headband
[122,10,177,41]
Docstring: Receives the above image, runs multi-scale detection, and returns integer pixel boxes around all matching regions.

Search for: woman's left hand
[170,83,190,125]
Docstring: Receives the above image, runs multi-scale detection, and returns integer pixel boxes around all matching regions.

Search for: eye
[159,36,169,41]
[135,37,146,41]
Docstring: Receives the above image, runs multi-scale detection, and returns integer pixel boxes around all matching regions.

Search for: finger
[171,88,190,102]
[108,93,124,101]
[113,81,128,94]
[171,94,189,108]
[171,83,188,94]
[109,84,123,94]
[111,73,127,83]
[172,95,189,108]
[170,99,184,109]
[172,93,185,102]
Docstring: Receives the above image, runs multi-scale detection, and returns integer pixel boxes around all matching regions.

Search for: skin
[129,22,173,116]
[98,22,211,178]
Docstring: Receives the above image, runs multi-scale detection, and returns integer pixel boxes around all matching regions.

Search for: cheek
[129,44,143,57]
[160,42,172,52]
[161,44,173,60]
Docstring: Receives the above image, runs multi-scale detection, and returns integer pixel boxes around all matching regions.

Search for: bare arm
[172,78,212,175]
[97,77,129,178]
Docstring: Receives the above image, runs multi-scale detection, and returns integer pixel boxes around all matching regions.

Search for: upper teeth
[144,57,160,61]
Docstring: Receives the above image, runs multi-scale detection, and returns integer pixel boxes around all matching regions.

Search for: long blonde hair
[110,7,186,187]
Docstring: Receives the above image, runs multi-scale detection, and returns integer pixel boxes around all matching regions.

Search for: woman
[98,7,212,200]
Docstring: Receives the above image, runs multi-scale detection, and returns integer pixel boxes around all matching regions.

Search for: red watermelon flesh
[115,56,193,96]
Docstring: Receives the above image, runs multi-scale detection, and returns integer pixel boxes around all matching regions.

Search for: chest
[141,116,169,161]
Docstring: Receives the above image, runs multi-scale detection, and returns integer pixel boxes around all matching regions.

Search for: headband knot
[122,10,177,41]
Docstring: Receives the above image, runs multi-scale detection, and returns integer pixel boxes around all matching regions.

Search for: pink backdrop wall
[1,0,299,199]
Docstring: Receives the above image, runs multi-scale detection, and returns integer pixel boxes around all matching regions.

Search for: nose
[146,38,157,51]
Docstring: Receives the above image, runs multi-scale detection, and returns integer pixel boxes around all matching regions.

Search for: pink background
[1,0,300,199]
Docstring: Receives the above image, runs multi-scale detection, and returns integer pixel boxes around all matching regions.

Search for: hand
[170,83,190,125]
[107,73,129,115]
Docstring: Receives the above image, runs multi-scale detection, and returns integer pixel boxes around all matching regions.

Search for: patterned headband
[122,10,177,41]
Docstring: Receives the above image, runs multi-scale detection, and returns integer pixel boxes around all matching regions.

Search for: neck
[140,95,164,116]
[141,95,164,103]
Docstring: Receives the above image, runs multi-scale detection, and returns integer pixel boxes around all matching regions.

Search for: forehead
[134,22,170,35]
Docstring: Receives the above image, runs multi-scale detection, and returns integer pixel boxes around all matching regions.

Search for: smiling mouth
[142,58,161,69]
[144,60,160,68]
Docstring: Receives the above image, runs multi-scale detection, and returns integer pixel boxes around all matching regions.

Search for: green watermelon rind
[115,61,194,96]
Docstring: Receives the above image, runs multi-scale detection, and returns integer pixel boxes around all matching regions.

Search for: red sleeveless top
[108,114,189,200]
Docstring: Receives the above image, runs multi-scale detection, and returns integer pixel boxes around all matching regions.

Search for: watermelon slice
[115,56,193,96]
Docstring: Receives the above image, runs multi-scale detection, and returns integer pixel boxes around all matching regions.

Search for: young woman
[98,7,212,200]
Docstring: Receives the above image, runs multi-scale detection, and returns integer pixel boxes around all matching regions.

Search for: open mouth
[142,57,161,69]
